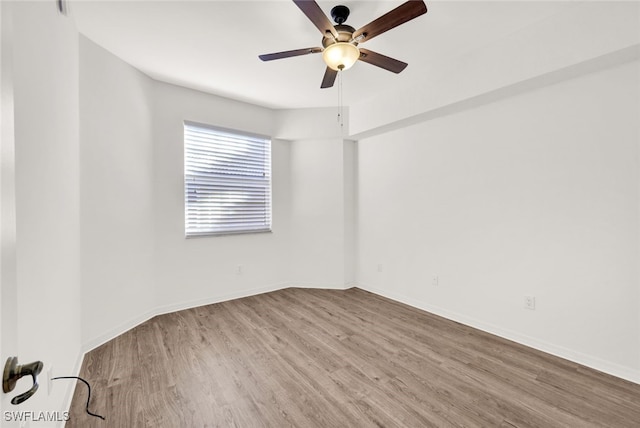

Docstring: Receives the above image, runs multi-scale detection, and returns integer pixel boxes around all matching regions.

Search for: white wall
[274,107,347,140]
[356,59,640,382]
[4,8,638,425]
[152,81,294,312]
[10,0,82,416]
[0,0,19,418]
[274,108,355,288]
[289,138,346,287]
[76,39,357,352]
[77,37,298,347]
[343,140,356,285]
[79,36,156,349]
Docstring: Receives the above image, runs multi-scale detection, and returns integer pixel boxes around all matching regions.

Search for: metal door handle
[2,357,44,405]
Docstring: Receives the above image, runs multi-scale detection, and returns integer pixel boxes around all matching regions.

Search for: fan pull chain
[337,70,344,131]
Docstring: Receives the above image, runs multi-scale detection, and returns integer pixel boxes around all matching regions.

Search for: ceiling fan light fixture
[259,0,428,88]
[322,42,360,71]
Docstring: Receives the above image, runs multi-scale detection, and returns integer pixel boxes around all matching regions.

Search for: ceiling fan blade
[352,0,427,43]
[358,48,408,73]
[293,0,339,39]
[321,67,338,89]
[259,47,323,61]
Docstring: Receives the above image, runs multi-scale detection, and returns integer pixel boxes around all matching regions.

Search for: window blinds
[184,122,272,237]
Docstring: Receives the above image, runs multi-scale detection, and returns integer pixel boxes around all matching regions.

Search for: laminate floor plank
[67,288,640,427]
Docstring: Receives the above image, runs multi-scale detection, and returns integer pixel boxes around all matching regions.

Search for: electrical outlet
[377,263,383,273]
[432,275,439,286]
[525,295,536,310]
[47,366,54,395]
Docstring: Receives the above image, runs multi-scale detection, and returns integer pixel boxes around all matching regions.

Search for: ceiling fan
[259,0,428,89]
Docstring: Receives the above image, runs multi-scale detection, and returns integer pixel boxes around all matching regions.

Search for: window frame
[183,120,272,238]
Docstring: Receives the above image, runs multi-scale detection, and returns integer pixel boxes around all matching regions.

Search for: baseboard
[79,280,637,403]
[80,281,358,357]
[356,282,640,385]
[81,282,297,355]
[153,282,292,318]
[81,278,362,355]
[289,281,354,290]
[81,307,158,355]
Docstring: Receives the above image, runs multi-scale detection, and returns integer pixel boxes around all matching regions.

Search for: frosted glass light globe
[322,42,360,71]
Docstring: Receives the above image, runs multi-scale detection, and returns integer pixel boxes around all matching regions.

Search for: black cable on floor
[51,376,106,420]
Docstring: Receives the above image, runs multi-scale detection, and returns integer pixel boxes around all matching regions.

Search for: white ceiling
[72,1,574,110]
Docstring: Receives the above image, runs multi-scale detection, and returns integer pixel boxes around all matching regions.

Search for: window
[184,121,272,237]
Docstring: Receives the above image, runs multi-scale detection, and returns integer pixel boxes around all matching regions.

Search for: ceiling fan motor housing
[330,5,350,24]
[322,24,357,47]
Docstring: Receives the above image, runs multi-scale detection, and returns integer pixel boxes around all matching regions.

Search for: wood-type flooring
[67,287,640,427]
